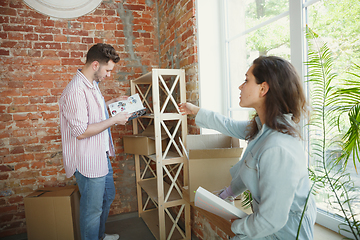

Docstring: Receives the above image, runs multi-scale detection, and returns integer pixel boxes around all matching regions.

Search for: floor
[103,212,156,240]
[1,212,344,240]
[1,212,198,240]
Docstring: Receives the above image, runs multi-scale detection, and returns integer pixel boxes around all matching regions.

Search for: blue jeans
[75,156,116,240]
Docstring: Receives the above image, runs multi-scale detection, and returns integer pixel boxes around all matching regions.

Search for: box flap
[26,191,47,198]
[187,134,234,150]
[42,188,77,197]
[123,134,168,141]
[189,148,243,159]
[124,125,168,140]
[26,186,78,198]
[188,155,240,202]
[232,137,240,148]
[141,125,168,138]
[140,125,156,136]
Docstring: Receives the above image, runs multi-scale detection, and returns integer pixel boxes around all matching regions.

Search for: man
[59,43,130,240]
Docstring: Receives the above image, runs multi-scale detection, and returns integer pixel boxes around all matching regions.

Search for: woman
[179,56,316,239]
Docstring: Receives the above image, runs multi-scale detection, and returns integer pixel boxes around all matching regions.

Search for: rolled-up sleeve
[195,108,249,140]
[61,89,88,138]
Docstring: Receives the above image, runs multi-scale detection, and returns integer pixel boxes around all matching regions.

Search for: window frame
[197,0,355,237]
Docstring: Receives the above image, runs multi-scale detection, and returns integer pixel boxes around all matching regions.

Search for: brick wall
[156,2,228,239]
[0,0,221,238]
[155,1,226,240]
[156,0,199,135]
[0,0,158,237]
[193,210,230,240]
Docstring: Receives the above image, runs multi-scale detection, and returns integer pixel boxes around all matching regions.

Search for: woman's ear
[260,82,269,97]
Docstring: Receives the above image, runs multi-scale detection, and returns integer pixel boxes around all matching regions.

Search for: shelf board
[147,151,185,164]
[137,113,183,120]
[138,178,182,203]
[131,69,185,84]
[159,113,184,121]
[131,71,152,84]
[137,113,154,118]
[141,208,184,240]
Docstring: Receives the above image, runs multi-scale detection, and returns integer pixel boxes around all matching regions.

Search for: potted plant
[296,26,360,239]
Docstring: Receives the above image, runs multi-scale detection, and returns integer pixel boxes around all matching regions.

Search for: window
[197,0,359,238]
[306,0,360,229]
[224,0,290,122]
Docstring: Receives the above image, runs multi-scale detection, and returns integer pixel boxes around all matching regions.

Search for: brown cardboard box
[186,134,243,202]
[123,125,168,155]
[24,185,81,240]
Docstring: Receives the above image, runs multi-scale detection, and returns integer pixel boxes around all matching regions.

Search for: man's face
[94,60,115,83]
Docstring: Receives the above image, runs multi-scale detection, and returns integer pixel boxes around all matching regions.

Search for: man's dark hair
[85,43,120,65]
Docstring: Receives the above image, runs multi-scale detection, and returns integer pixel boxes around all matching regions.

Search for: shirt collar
[253,113,295,140]
[255,113,294,130]
[77,69,94,89]
[255,116,263,130]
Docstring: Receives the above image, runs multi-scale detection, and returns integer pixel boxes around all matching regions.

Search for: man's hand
[112,112,131,125]
[77,112,131,140]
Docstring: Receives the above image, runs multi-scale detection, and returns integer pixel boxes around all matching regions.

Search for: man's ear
[260,82,269,97]
[91,61,100,71]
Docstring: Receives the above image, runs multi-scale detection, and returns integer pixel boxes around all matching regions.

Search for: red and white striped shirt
[59,70,115,178]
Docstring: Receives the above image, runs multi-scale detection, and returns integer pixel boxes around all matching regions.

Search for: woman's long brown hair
[245,56,308,140]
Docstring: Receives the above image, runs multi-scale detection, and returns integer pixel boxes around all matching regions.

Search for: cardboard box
[123,125,168,155]
[24,185,81,240]
[186,134,243,202]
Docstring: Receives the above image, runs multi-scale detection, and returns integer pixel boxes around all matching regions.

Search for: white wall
[196,0,226,134]
[196,0,226,114]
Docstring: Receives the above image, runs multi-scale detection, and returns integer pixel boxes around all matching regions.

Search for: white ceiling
[23,0,103,19]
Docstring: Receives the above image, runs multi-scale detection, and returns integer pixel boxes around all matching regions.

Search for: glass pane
[227,16,290,121]
[307,0,360,74]
[226,0,289,40]
[246,0,289,29]
[226,15,290,150]
[226,0,247,40]
[307,0,360,222]
[228,35,247,118]
[246,15,290,58]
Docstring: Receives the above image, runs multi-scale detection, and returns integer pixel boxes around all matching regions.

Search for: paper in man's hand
[108,93,146,120]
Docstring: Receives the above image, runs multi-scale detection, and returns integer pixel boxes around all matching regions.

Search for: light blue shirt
[196,108,316,240]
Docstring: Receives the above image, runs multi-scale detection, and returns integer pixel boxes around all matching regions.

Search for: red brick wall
[155,1,226,240]
[0,0,220,238]
[192,210,230,240]
[156,1,229,239]
[0,0,158,237]
[156,0,199,135]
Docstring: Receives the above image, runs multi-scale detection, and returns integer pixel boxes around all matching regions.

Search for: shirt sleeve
[61,89,88,137]
[231,146,301,238]
[195,108,249,140]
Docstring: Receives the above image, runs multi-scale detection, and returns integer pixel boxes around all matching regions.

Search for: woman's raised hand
[178,102,200,116]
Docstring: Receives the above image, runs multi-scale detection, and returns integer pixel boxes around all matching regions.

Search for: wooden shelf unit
[130,69,190,240]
